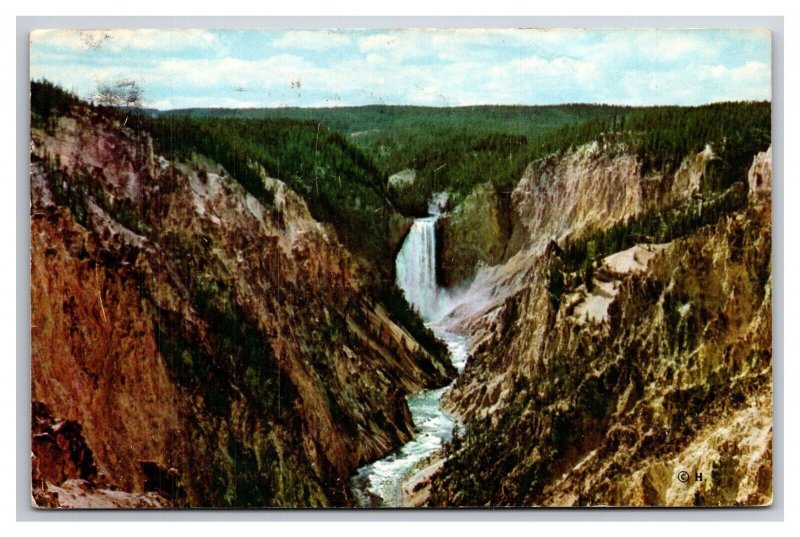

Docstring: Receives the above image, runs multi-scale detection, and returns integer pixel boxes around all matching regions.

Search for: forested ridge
[162,100,769,217]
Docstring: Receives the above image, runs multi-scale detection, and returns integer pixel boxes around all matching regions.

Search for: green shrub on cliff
[547,265,565,310]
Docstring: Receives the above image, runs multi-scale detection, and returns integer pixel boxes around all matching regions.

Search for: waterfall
[395,193,450,322]
[395,217,440,321]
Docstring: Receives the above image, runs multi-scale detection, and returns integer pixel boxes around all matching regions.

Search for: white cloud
[708,61,770,82]
[500,55,597,78]
[30,29,772,108]
[149,96,262,110]
[656,33,707,61]
[31,29,219,52]
[271,30,352,51]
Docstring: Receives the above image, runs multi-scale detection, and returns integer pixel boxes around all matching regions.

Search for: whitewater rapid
[350,195,468,507]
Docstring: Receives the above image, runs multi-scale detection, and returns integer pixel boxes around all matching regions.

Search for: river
[350,195,468,507]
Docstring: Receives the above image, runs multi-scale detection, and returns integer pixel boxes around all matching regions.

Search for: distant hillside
[162,104,630,137]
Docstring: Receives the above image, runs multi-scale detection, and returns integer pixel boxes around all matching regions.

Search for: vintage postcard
[29,28,772,508]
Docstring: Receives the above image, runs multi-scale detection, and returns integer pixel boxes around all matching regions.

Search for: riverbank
[349,330,469,507]
[402,456,446,507]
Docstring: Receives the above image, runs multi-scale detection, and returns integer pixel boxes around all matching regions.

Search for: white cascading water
[395,192,450,322]
[350,193,469,507]
[395,217,439,321]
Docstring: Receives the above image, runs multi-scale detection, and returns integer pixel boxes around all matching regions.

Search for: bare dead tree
[92,78,144,125]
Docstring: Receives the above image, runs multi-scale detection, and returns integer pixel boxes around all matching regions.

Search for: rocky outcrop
[749,146,772,197]
[436,182,509,288]
[36,480,170,509]
[568,244,668,324]
[32,402,170,508]
[508,141,713,258]
[388,169,416,188]
[32,402,97,501]
[427,145,772,507]
[435,142,716,340]
[388,211,413,258]
[30,105,454,507]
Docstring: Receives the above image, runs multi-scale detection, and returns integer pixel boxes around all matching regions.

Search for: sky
[30,28,772,110]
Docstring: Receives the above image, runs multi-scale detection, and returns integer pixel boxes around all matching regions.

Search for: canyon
[425,143,773,507]
[30,88,773,508]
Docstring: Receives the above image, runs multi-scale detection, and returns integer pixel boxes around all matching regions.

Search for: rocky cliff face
[30,105,454,507]
[508,141,714,256]
[435,142,716,338]
[436,182,509,287]
[749,147,772,197]
[427,143,772,507]
[441,142,717,304]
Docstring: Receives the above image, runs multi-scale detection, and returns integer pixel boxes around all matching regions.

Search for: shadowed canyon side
[30,92,455,508]
[424,142,773,506]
